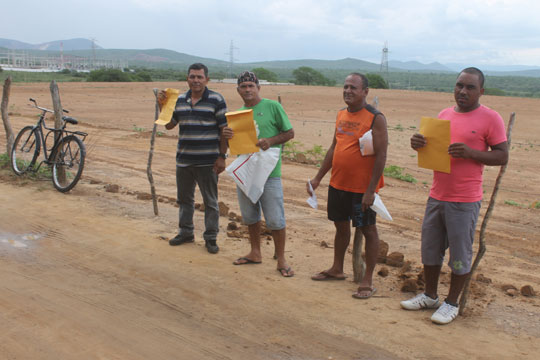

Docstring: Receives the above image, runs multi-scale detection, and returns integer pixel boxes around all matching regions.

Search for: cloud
[2,0,540,65]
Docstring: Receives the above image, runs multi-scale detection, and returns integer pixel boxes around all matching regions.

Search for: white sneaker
[431,301,459,325]
[400,293,441,310]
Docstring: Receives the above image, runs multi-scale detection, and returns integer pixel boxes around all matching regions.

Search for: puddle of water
[0,232,42,249]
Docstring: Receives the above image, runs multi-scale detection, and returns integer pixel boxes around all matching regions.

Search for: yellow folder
[155,88,180,125]
[418,116,451,173]
[225,109,259,155]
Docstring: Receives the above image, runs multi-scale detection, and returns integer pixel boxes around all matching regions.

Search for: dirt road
[1,82,539,359]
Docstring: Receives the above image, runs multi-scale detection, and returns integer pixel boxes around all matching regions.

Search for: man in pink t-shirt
[401,68,508,325]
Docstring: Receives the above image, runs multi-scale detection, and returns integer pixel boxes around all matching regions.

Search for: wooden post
[147,89,159,216]
[49,80,64,141]
[352,228,366,283]
[459,112,516,314]
[372,96,379,109]
[1,76,14,157]
[50,80,66,181]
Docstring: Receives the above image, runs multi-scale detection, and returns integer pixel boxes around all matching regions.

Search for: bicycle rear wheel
[52,135,86,192]
[11,126,41,175]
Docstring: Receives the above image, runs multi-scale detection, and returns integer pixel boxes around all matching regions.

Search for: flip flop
[311,271,347,281]
[233,257,262,265]
[352,286,377,299]
[277,267,295,277]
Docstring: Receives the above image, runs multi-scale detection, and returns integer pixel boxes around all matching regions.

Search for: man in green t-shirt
[222,71,295,277]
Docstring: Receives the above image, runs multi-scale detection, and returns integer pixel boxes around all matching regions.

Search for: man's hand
[448,142,473,159]
[222,127,234,140]
[361,191,375,212]
[257,138,272,151]
[213,157,226,174]
[307,178,321,195]
[157,90,167,110]
[410,133,427,150]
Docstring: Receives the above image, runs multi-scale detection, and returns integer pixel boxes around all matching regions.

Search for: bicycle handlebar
[29,98,69,114]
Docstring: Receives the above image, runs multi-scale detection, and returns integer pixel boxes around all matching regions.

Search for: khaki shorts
[421,197,481,275]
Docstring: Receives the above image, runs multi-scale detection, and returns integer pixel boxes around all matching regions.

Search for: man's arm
[307,129,337,195]
[257,129,294,151]
[362,114,388,211]
[213,126,229,174]
[448,141,508,166]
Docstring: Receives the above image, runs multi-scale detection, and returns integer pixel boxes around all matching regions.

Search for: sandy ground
[1,81,539,360]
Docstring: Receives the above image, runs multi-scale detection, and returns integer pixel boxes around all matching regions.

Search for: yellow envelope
[418,116,451,173]
[226,109,259,155]
[155,88,180,125]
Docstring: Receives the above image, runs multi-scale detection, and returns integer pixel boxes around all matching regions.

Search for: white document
[306,180,318,209]
[226,148,280,204]
[370,193,392,221]
[359,129,374,156]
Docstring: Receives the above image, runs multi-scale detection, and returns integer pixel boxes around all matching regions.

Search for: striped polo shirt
[170,87,228,167]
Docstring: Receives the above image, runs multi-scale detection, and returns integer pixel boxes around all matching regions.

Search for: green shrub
[504,200,521,207]
[88,69,132,82]
[252,67,278,82]
[384,165,417,183]
[293,66,335,86]
[366,73,388,89]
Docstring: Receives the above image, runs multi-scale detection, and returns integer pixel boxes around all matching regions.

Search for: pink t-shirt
[430,105,507,202]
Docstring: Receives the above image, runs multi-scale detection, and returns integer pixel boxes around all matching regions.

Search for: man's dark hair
[460,67,485,88]
[348,72,369,89]
[188,63,209,77]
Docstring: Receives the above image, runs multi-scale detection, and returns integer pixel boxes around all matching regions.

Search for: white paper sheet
[306,180,318,209]
[370,193,392,221]
[359,129,374,156]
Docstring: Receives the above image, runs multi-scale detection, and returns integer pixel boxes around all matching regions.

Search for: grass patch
[504,200,523,207]
[132,125,145,132]
[0,152,51,180]
[282,140,302,159]
[282,141,326,166]
[384,165,417,183]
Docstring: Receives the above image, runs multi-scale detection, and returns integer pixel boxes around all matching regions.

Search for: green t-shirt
[240,98,293,178]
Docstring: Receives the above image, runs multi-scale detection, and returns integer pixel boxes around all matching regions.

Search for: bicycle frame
[28,98,87,170]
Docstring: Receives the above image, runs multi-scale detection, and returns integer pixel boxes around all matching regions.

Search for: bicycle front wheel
[52,135,86,192]
[11,125,41,175]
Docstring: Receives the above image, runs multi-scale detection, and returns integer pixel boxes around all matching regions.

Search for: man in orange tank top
[307,73,388,299]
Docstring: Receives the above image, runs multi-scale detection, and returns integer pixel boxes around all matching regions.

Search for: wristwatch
[218,153,228,159]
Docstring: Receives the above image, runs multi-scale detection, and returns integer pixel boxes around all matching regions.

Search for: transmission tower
[380,41,389,88]
[90,38,97,69]
[60,41,64,69]
[225,40,239,78]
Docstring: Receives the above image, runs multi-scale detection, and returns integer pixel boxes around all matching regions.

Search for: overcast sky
[3,0,540,67]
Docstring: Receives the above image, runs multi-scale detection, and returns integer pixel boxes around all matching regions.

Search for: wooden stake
[1,76,14,157]
[50,80,64,142]
[459,112,516,314]
[147,89,159,216]
[352,228,366,283]
[50,80,66,181]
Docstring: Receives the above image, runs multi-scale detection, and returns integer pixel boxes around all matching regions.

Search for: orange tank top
[329,105,384,193]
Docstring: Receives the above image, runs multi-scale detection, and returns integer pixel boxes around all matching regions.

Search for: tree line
[4,66,540,97]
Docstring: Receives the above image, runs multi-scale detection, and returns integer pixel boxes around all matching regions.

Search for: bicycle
[10,98,87,192]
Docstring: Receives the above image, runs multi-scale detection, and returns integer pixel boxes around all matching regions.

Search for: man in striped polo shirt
[160,63,228,254]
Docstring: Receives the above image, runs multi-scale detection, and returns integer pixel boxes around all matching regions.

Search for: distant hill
[389,60,453,72]
[0,38,101,51]
[2,38,540,79]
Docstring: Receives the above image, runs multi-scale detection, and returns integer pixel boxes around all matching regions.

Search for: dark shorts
[327,185,377,227]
